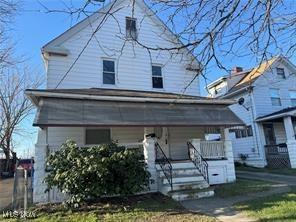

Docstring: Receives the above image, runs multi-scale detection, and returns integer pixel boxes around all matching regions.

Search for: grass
[1,193,216,222]
[236,165,296,176]
[214,178,274,198]
[236,187,296,222]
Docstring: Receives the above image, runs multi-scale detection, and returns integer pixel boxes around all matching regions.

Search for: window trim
[152,64,164,89]
[276,67,285,79]
[270,88,281,106]
[84,127,112,146]
[126,17,137,40]
[102,58,116,85]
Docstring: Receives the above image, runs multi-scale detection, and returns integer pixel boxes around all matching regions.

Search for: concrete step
[169,188,215,201]
[156,161,195,170]
[162,174,204,185]
[160,181,209,193]
[158,168,200,177]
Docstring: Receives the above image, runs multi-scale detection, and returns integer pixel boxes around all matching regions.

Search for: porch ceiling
[33,97,244,127]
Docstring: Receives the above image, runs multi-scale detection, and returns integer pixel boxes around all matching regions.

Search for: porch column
[143,127,157,192]
[224,128,236,182]
[33,128,49,203]
[283,116,296,168]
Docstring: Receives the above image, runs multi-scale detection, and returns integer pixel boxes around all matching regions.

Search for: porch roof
[256,106,296,122]
[33,97,244,127]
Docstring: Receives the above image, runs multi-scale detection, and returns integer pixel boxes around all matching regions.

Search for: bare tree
[0,0,18,68]
[0,67,42,171]
[40,0,296,88]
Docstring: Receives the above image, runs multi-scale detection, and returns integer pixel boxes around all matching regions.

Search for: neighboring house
[207,56,296,169]
[26,0,243,203]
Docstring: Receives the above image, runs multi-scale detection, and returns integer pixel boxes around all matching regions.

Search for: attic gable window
[270,89,281,106]
[126,17,137,40]
[103,60,115,85]
[152,65,163,89]
[276,67,285,79]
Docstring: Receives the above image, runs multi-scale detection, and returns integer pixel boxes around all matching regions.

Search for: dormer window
[276,67,285,79]
[126,17,137,40]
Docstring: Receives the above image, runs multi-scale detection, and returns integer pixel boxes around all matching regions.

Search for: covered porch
[26,88,243,202]
[256,107,296,168]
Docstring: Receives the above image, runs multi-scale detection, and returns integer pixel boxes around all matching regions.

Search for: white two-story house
[207,56,296,169]
[26,0,243,203]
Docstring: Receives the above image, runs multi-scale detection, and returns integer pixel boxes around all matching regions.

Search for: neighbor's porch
[257,114,296,168]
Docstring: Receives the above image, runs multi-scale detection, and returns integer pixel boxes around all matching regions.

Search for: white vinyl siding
[46,1,200,96]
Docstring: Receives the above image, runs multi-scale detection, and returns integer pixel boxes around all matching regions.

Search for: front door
[263,123,276,145]
[155,127,170,158]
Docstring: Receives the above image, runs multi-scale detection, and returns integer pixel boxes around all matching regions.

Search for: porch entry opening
[155,127,170,158]
[263,123,291,168]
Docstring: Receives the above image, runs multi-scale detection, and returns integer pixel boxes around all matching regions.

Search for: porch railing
[187,141,209,183]
[200,140,226,159]
[155,142,173,190]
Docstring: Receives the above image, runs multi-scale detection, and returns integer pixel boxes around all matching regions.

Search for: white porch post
[143,127,157,192]
[223,128,236,182]
[283,116,296,168]
[33,128,49,203]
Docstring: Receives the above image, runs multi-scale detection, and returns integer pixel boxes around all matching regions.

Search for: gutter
[220,85,253,99]
[25,90,236,105]
[256,111,296,122]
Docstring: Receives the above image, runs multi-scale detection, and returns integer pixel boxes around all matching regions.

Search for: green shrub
[44,140,150,206]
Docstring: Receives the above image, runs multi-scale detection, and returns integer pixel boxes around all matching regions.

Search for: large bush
[44,140,150,205]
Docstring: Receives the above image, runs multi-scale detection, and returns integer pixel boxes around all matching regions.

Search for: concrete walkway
[181,171,295,222]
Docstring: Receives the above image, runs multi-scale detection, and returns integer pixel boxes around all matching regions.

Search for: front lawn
[235,187,296,222]
[236,165,296,176]
[214,179,274,198]
[1,193,216,222]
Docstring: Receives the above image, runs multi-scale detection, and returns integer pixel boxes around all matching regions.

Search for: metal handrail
[187,141,209,184]
[155,142,173,190]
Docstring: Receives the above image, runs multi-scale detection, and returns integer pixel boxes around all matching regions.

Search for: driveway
[0,178,14,210]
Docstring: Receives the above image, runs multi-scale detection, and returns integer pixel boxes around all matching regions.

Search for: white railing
[200,141,226,159]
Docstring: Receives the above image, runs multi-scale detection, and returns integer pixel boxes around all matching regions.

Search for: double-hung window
[290,91,296,106]
[270,89,281,106]
[152,65,163,89]
[103,60,115,85]
[85,129,111,145]
[276,67,285,79]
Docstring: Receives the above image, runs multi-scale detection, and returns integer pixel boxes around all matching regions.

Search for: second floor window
[276,67,285,79]
[103,60,115,85]
[126,17,137,40]
[152,65,163,88]
[290,91,296,106]
[270,89,281,106]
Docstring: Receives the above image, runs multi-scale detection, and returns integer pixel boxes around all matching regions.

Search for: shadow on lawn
[236,188,296,222]
[34,193,185,215]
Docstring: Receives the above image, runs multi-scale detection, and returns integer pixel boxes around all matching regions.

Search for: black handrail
[155,142,173,190]
[187,141,209,184]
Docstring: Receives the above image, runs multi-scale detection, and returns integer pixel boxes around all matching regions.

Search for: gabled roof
[221,56,296,98]
[42,0,198,65]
